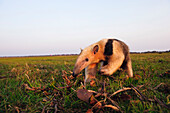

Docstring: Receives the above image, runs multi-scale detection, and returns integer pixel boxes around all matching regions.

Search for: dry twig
[131,84,148,101]
[154,83,165,89]
[154,96,170,110]
[103,105,119,111]
[107,97,122,113]
[109,87,132,98]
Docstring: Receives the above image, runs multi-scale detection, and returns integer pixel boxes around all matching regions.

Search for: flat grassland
[0,53,170,112]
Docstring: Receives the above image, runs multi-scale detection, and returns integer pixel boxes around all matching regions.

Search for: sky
[0,0,170,56]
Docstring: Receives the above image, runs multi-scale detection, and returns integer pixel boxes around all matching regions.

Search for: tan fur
[73,39,133,84]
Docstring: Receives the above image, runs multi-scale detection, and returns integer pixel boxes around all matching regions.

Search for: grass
[0,53,170,112]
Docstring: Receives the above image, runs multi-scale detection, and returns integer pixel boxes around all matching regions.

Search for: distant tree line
[130,50,170,54]
[54,54,78,56]
[55,50,170,56]
[1,50,170,58]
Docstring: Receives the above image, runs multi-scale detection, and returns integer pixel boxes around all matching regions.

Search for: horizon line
[0,50,169,58]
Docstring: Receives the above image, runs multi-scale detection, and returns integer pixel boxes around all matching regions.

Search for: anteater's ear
[92,45,99,54]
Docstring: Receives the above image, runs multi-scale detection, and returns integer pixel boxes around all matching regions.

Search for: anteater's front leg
[100,56,124,76]
[85,63,98,85]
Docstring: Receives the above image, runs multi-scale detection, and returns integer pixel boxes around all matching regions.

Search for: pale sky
[0,0,170,56]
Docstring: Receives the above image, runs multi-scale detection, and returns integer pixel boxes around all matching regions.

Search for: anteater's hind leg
[125,58,133,77]
[121,56,133,77]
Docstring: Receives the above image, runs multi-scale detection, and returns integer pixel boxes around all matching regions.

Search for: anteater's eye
[85,58,89,62]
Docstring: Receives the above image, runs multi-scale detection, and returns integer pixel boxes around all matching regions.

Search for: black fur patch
[104,39,114,56]
[103,61,108,66]
[103,57,109,66]
[103,39,130,69]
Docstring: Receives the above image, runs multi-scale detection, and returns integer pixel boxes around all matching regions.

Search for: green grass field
[0,53,170,113]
